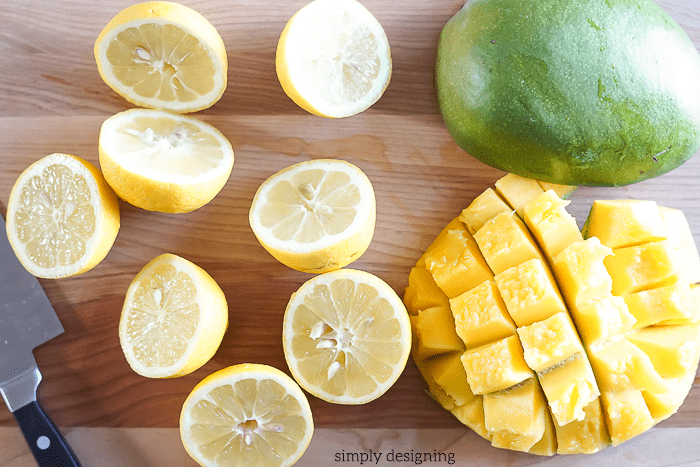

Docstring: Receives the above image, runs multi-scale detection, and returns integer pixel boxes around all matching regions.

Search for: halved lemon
[99,108,234,213]
[249,159,376,273]
[276,0,392,118]
[5,153,120,279]
[282,268,412,404]
[94,1,227,113]
[180,363,314,467]
[119,253,228,378]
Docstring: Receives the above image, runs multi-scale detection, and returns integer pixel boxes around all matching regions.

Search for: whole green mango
[436,0,700,186]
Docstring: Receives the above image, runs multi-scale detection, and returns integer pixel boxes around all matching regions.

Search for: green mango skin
[436,0,700,186]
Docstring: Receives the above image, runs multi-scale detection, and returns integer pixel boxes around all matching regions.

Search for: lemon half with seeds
[276,0,392,118]
[94,1,228,113]
[119,253,228,378]
[180,363,314,467]
[283,268,412,404]
[6,153,120,279]
[99,108,234,213]
[249,159,376,273]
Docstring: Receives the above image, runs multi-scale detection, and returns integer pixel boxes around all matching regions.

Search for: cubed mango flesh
[451,396,490,440]
[459,188,512,235]
[643,371,697,424]
[527,408,557,456]
[410,305,465,362]
[552,237,613,310]
[484,378,547,453]
[494,173,545,217]
[600,389,654,447]
[583,199,666,249]
[413,353,457,411]
[450,279,516,350]
[625,324,700,379]
[570,295,636,346]
[588,337,668,394]
[624,282,699,328]
[425,228,493,299]
[538,353,600,426]
[536,180,577,199]
[517,312,583,373]
[461,335,534,395]
[430,351,478,406]
[604,241,677,296]
[403,266,449,315]
[495,258,567,327]
[554,398,610,455]
[522,190,583,262]
[474,211,543,275]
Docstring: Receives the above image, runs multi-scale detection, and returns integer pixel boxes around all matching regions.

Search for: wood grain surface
[1,0,700,465]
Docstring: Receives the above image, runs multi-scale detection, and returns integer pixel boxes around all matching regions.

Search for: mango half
[406,174,700,455]
[436,0,700,186]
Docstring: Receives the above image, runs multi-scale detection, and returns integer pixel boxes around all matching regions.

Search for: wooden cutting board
[1,1,699,465]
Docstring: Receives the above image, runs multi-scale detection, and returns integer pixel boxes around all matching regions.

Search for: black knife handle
[12,400,82,467]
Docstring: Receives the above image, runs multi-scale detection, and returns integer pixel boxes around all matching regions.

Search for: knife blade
[0,215,81,467]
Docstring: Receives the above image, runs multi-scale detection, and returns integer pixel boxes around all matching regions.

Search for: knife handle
[13,400,82,467]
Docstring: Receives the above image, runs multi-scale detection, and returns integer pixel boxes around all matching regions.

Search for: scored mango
[405,174,700,456]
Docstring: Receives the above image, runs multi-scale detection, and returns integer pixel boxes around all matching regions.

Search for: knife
[0,215,81,467]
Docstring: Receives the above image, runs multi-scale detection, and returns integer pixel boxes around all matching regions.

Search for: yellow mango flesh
[403,266,449,315]
[474,211,543,275]
[484,378,547,452]
[495,173,545,218]
[584,199,667,249]
[450,279,516,350]
[537,353,600,426]
[410,305,464,361]
[425,228,493,299]
[495,258,567,327]
[459,188,512,235]
[404,173,700,456]
[461,335,534,395]
[522,190,583,262]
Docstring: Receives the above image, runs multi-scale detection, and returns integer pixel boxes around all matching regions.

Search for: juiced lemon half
[249,159,375,273]
[5,153,120,279]
[94,1,227,113]
[276,0,392,118]
[99,108,234,213]
[119,253,228,378]
[180,363,314,467]
[283,268,411,404]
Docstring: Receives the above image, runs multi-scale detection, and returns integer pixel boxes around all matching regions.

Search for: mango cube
[522,190,584,262]
[625,324,700,379]
[484,378,547,453]
[410,305,465,362]
[554,399,610,455]
[403,266,449,315]
[604,241,677,296]
[416,217,463,268]
[459,188,512,235]
[583,199,666,249]
[461,335,534,395]
[570,295,636,346]
[494,173,545,217]
[474,211,543,275]
[425,228,493,298]
[588,337,668,394]
[413,353,457,410]
[495,258,567,327]
[624,282,699,328]
[660,206,696,248]
[538,353,600,426]
[430,351,477,406]
[643,371,697,424]
[451,397,489,440]
[552,237,613,310]
[450,279,516,350]
[527,409,557,456]
[517,312,583,372]
[600,389,654,447]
